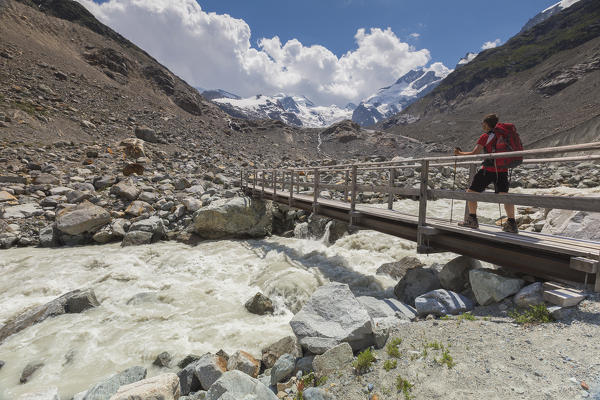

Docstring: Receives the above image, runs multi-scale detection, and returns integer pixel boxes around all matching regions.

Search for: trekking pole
[450,159,457,222]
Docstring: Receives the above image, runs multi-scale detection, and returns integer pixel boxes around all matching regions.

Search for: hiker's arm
[454,144,483,156]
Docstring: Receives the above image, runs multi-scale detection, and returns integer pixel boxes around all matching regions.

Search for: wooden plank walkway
[247,186,600,287]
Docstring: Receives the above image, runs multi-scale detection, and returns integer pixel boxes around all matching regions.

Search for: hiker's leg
[466,189,478,215]
[500,195,515,219]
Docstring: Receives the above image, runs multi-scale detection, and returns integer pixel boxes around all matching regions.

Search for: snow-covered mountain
[520,0,581,34]
[208,93,354,128]
[456,52,478,68]
[201,89,240,101]
[351,62,452,127]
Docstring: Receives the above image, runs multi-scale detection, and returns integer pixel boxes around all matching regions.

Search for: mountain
[378,0,600,149]
[201,89,240,101]
[520,0,581,34]
[351,63,452,127]
[456,52,478,68]
[210,93,354,128]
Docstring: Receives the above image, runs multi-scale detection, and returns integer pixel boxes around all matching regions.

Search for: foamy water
[0,186,595,398]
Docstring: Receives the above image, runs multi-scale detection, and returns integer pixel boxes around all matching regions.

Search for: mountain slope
[380,0,600,148]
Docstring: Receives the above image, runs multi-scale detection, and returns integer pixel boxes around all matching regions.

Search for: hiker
[454,114,518,233]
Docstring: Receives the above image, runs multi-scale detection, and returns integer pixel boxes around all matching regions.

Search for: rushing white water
[0,186,595,398]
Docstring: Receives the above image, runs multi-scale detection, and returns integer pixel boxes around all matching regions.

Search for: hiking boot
[502,219,519,233]
[458,215,479,229]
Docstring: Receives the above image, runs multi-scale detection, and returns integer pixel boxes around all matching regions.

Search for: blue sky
[80,0,564,105]
[197,0,559,70]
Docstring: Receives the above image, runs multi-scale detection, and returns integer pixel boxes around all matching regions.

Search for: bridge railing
[241,141,600,253]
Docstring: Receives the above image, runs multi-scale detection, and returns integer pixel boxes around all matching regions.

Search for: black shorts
[469,169,509,193]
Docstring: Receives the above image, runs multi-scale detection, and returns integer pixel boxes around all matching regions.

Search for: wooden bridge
[241,142,600,291]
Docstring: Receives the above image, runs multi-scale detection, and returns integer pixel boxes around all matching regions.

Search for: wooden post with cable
[387,167,395,210]
[464,164,477,221]
[289,170,294,207]
[417,160,429,252]
[313,168,319,215]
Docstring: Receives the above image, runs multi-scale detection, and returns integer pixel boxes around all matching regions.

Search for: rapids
[0,187,590,398]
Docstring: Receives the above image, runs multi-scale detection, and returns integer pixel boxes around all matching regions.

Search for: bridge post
[344,169,349,202]
[261,170,265,199]
[289,170,294,207]
[313,168,319,215]
[464,164,477,221]
[240,169,243,190]
[387,167,395,210]
[253,170,257,195]
[273,170,277,198]
[350,165,359,225]
[417,160,429,252]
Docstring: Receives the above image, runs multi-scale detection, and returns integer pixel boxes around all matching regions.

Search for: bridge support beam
[417,160,429,250]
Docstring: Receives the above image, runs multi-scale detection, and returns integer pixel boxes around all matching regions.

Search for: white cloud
[481,38,502,50]
[409,33,420,39]
[75,0,439,106]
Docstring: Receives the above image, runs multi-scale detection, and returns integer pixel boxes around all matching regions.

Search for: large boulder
[192,197,272,239]
[438,256,482,292]
[312,343,353,378]
[414,289,474,317]
[244,292,274,315]
[270,353,296,385]
[261,336,302,370]
[83,366,147,400]
[0,289,100,343]
[542,210,600,240]
[109,373,179,400]
[290,283,374,354]
[134,126,160,143]
[227,350,260,378]
[393,266,441,306]
[376,256,424,280]
[55,201,111,235]
[121,216,165,247]
[357,296,416,329]
[206,370,278,400]
[513,282,545,308]
[469,269,524,306]
[110,179,141,201]
[194,353,228,390]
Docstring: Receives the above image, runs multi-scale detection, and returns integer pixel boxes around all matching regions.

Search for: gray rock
[0,289,100,344]
[261,336,302,370]
[290,283,374,354]
[121,231,154,247]
[83,366,147,400]
[110,179,141,201]
[313,343,353,377]
[513,282,545,308]
[270,353,295,385]
[245,292,274,315]
[206,370,278,400]
[0,232,19,249]
[177,362,201,396]
[414,289,474,316]
[192,197,272,239]
[178,354,201,369]
[357,296,416,323]
[153,352,172,368]
[438,256,482,292]
[183,197,202,213]
[55,201,111,235]
[135,126,160,143]
[548,306,574,321]
[227,351,260,378]
[110,373,180,400]
[2,203,44,218]
[302,387,335,400]
[469,269,525,306]
[0,174,27,184]
[20,362,44,383]
[376,256,424,280]
[393,266,441,306]
[542,210,600,241]
[194,353,228,391]
[33,174,59,185]
[93,176,117,191]
[121,216,165,247]
[17,387,59,400]
[294,356,315,375]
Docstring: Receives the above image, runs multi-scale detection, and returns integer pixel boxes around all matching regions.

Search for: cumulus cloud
[76,0,438,106]
[481,38,502,50]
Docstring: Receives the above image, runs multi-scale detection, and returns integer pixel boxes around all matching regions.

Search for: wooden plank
[543,282,586,307]
[570,257,599,273]
[429,189,600,212]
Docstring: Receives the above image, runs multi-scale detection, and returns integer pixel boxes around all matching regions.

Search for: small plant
[386,337,402,358]
[353,348,376,374]
[457,312,476,322]
[510,304,554,325]
[396,376,414,400]
[424,341,442,350]
[315,375,327,386]
[440,314,451,320]
[438,348,456,369]
[383,359,397,371]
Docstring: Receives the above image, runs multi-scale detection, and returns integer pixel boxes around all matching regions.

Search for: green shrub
[353,348,376,374]
[458,312,476,322]
[396,376,414,400]
[386,337,402,358]
[383,359,397,371]
[510,304,554,324]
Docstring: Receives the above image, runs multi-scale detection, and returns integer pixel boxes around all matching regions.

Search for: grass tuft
[383,359,397,371]
[509,304,554,325]
[386,337,402,358]
[396,376,414,400]
[353,347,376,374]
